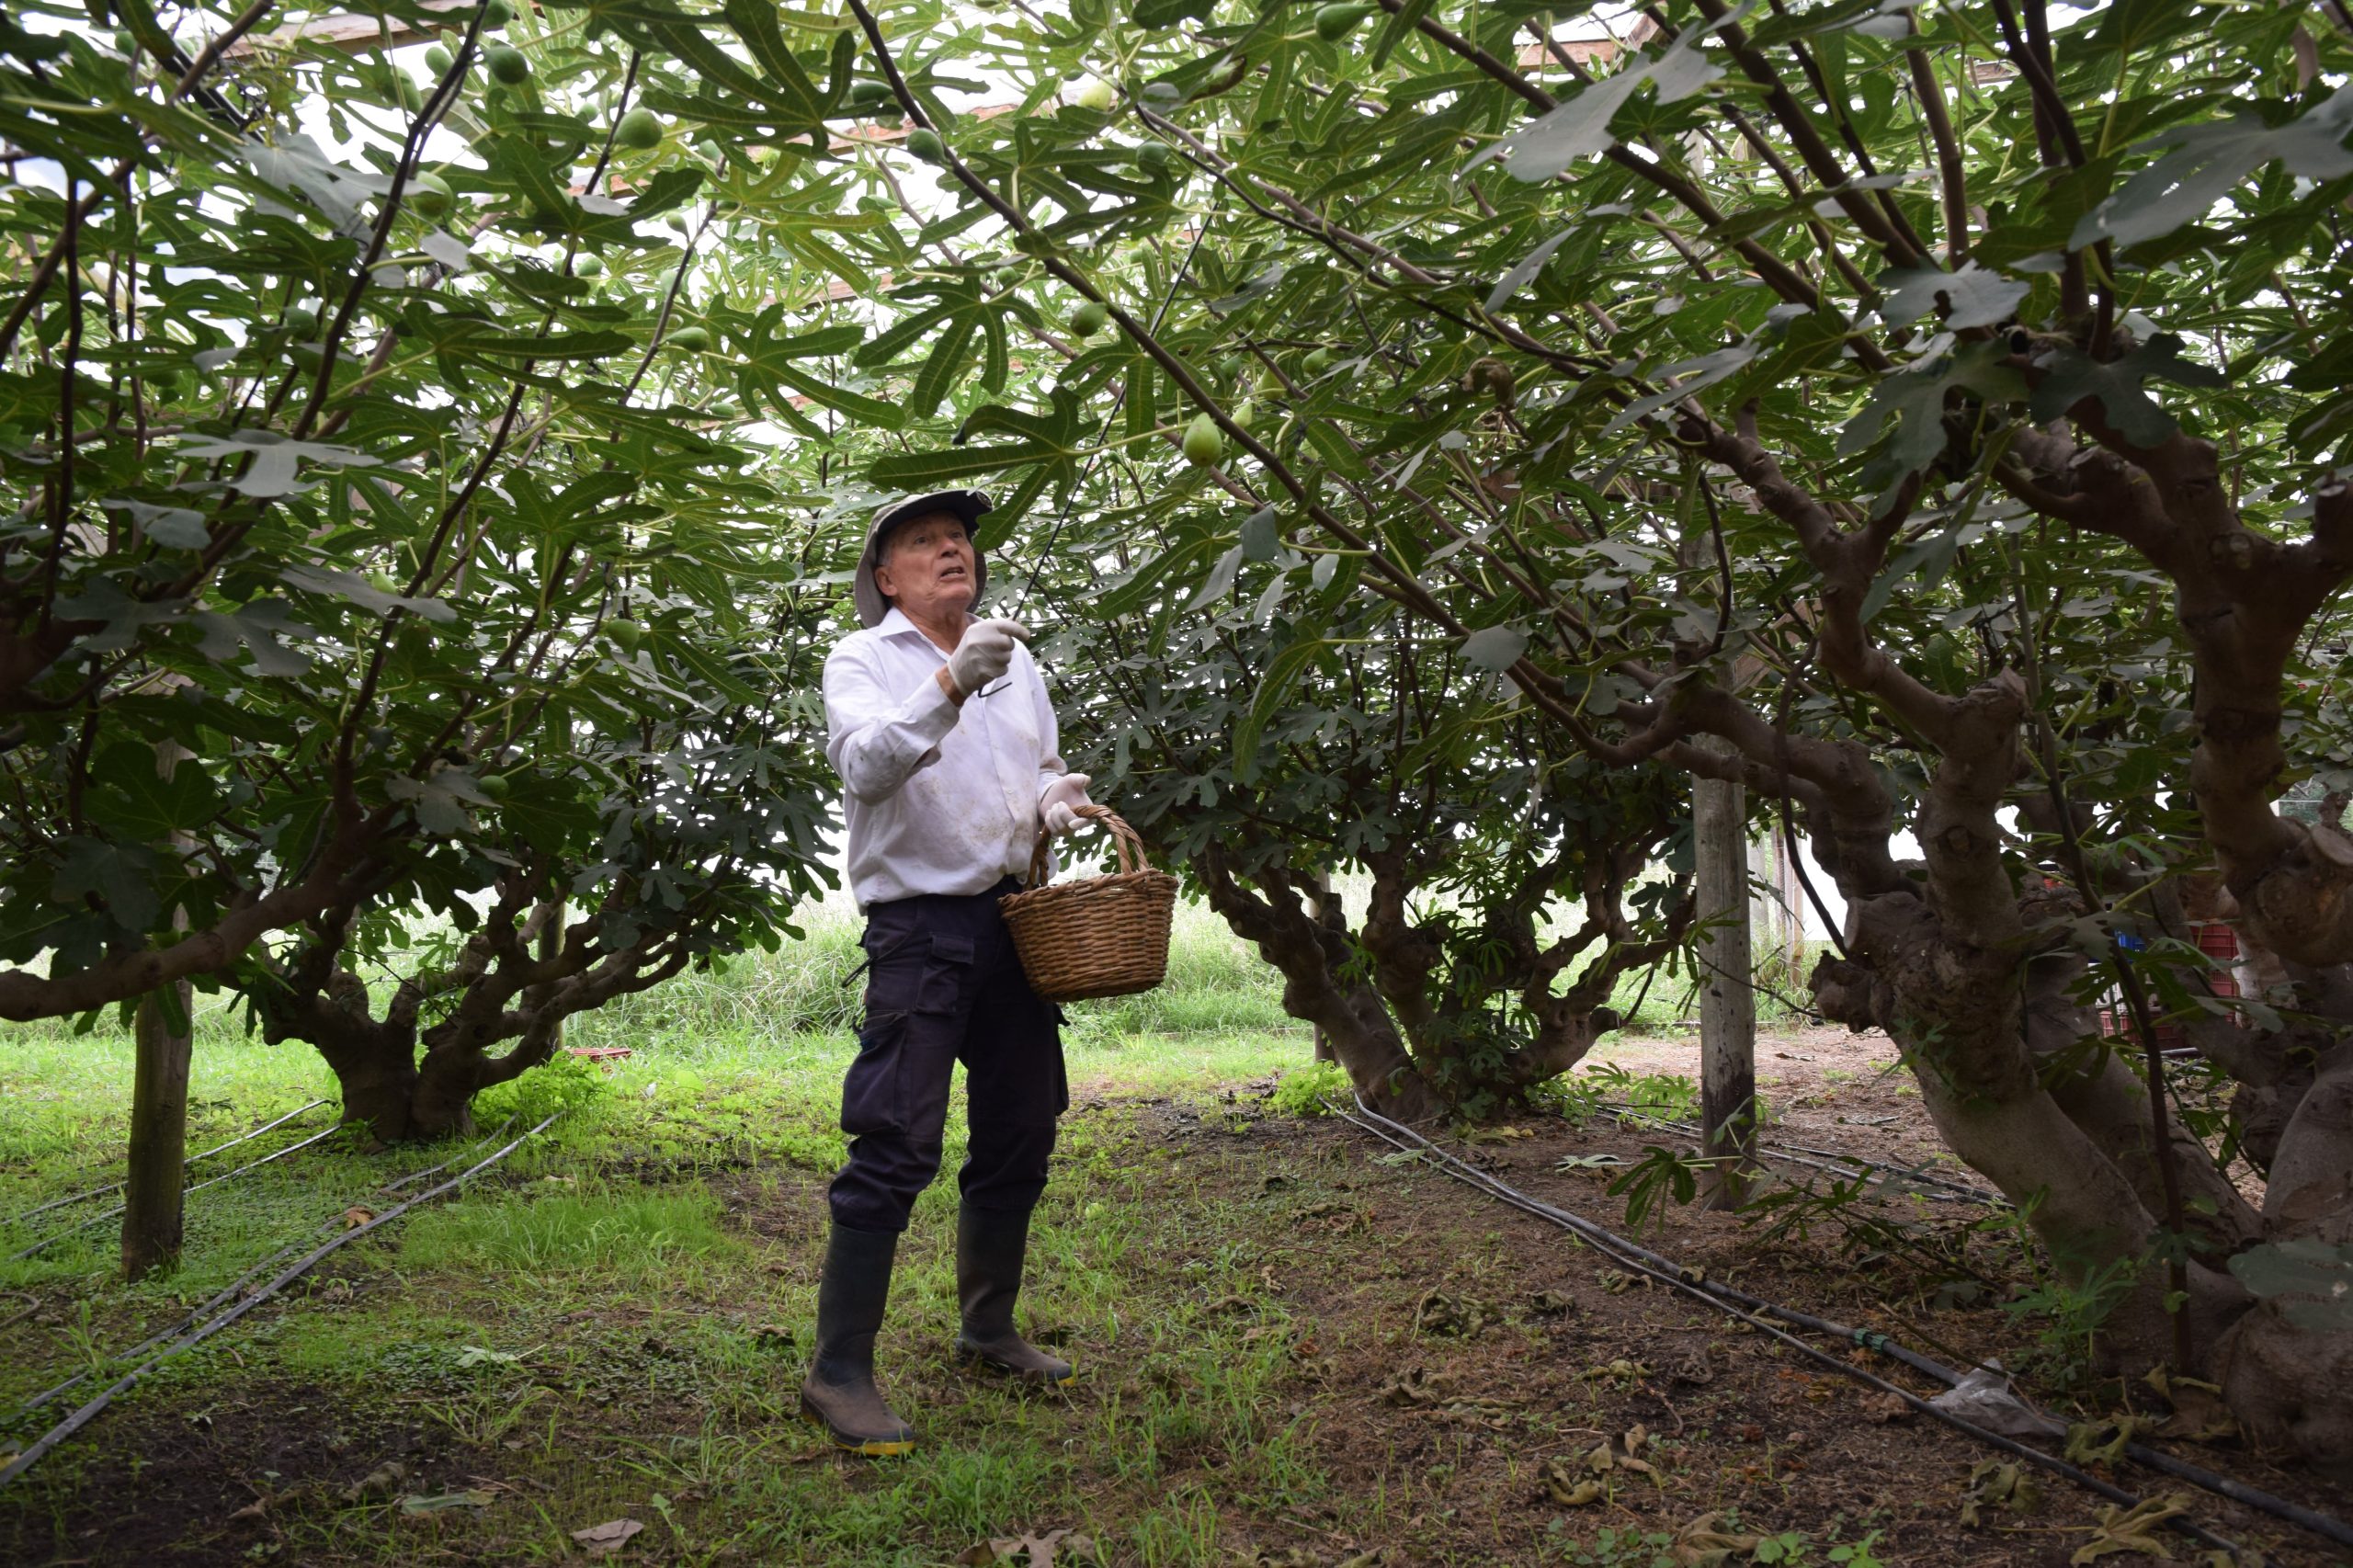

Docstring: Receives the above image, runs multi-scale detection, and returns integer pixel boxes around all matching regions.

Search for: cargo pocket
[914,933,975,1015]
[841,1014,910,1137]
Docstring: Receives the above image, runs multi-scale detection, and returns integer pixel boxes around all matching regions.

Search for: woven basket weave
[1001,805,1177,1003]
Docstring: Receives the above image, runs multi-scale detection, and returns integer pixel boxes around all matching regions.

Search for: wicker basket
[1001,805,1178,1003]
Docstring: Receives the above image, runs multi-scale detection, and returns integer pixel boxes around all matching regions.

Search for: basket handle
[1026,803,1143,890]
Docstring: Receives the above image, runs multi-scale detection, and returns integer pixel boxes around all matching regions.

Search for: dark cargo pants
[826,877,1068,1234]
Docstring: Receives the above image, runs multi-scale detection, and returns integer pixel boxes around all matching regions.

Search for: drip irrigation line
[0,1112,562,1489]
[6,1122,347,1265]
[3,1099,329,1231]
[1597,1103,1999,1206]
[7,1118,521,1423]
[1397,1100,2353,1553]
[1323,1094,2300,1562]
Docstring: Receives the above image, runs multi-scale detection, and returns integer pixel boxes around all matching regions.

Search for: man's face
[872,512,976,620]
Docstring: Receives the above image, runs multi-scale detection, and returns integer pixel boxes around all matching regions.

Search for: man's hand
[941,618,1029,701]
[1039,773,1095,837]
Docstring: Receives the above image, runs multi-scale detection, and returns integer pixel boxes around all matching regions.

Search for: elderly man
[802,489,1097,1457]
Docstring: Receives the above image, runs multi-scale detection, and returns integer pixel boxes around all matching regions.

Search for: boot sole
[954,1345,1077,1386]
[799,1393,915,1457]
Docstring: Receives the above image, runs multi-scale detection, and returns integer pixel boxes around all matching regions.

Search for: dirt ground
[5,1026,2347,1566]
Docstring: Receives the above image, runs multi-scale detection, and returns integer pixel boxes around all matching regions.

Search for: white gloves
[1039,772,1095,837]
[944,617,1029,699]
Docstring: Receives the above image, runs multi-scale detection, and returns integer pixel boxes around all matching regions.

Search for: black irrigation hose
[1596,1102,2000,1206]
[5,1123,347,1264]
[1322,1094,2328,1562]
[6,1117,522,1423]
[0,1112,563,1489]
[3,1099,329,1230]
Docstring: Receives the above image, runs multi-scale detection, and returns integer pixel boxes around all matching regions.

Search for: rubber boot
[800,1224,917,1456]
[953,1203,1075,1384]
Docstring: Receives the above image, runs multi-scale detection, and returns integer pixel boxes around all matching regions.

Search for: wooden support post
[1695,755,1756,1210]
[122,980,193,1280]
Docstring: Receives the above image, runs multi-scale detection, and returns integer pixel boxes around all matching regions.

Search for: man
[804,488,1097,1456]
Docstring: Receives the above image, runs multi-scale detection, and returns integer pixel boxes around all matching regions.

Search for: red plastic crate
[2191,922,2240,961]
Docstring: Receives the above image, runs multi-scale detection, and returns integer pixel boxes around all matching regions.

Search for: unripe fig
[616,108,664,150]
[669,325,711,353]
[574,252,605,278]
[485,45,529,85]
[1314,2,1376,40]
[1136,141,1172,175]
[478,773,513,801]
[605,619,643,653]
[1070,300,1108,336]
[1233,399,1256,431]
[1182,412,1222,467]
[1066,76,1116,112]
[408,170,454,220]
[907,127,947,162]
[847,79,892,109]
[1302,346,1333,374]
[483,0,514,26]
[424,43,453,74]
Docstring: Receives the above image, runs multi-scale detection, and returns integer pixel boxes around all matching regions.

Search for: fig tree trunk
[120,983,191,1281]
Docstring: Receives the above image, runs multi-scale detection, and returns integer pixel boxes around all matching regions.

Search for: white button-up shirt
[823,608,1066,909]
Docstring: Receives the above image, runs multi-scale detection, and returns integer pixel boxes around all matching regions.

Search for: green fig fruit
[1136,141,1172,175]
[408,170,454,220]
[485,45,529,85]
[424,43,453,74]
[847,79,892,109]
[616,108,664,150]
[287,305,320,337]
[669,325,711,353]
[1314,2,1376,41]
[1255,368,1284,398]
[574,252,605,278]
[1182,412,1222,467]
[478,773,513,801]
[1070,300,1108,337]
[483,0,514,26]
[1233,399,1256,432]
[606,619,644,653]
[1066,76,1117,112]
[907,127,947,162]
[1302,347,1333,375]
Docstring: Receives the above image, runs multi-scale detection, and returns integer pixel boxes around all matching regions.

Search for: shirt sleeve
[824,640,962,804]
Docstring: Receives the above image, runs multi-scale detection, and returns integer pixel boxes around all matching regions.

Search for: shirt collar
[876,605,971,651]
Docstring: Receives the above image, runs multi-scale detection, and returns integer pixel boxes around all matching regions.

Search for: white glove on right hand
[944,618,1029,698]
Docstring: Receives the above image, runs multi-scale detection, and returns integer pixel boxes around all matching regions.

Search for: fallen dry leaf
[959,1528,1095,1565]
[341,1206,375,1229]
[1859,1391,1911,1424]
[2070,1493,2191,1564]
[571,1517,644,1558]
[1668,1510,1761,1568]
[342,1460,405,1504]
[1535,1455,1606,1506]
